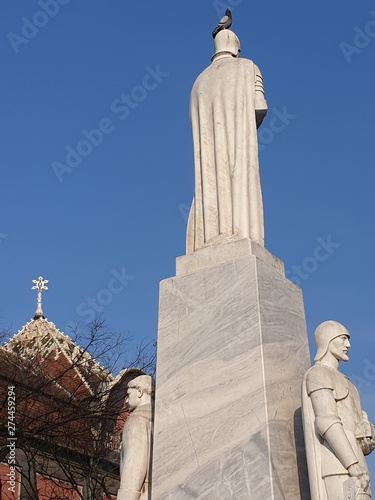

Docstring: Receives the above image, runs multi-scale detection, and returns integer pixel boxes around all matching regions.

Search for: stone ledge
[176,237,284,276]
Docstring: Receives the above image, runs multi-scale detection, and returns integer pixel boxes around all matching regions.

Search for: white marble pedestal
[151,247,311,499]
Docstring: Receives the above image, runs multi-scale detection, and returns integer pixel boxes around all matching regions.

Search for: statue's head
[212,29,241,62]
[126,375,155,411]
[314,320,350,363]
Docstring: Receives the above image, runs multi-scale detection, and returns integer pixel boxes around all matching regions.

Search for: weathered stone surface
[186,29,268,254]
[152,255,311,499]
[176,236,284,276]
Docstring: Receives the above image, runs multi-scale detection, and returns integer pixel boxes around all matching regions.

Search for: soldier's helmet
[212,29,241,61]
[314,320,350,363]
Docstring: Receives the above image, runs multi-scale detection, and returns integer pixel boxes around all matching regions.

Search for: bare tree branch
[0,314,156,499]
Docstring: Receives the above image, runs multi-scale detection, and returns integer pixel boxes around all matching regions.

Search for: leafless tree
[0,315,156,499]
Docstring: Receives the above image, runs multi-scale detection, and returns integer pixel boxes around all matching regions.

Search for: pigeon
[212,8,232,39]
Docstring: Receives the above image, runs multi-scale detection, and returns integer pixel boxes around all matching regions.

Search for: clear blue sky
[1,0,375,476]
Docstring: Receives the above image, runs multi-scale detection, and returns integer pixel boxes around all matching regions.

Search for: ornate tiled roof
[5,318,113,398]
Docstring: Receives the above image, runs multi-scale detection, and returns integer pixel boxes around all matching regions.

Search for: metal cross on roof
[32,276,49,320]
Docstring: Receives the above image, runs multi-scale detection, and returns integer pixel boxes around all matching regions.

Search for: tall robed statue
[186,27,268,254]
[302,321,375,499]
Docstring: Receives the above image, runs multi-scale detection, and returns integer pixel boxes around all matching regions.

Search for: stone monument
[151,19,311,500]
[117,375,154,500]
[302,321,375,499]
[186,29,267,254]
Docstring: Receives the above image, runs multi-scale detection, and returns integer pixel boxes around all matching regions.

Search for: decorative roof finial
[31,276,49,320]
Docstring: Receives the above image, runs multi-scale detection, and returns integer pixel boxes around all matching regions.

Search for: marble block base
[152,254,311,499]
[176,236,284,276]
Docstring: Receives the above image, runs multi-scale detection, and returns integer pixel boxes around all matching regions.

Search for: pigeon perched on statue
[212,8,232,39]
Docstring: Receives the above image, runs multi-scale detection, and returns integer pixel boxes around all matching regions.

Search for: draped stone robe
[186,56,267,254]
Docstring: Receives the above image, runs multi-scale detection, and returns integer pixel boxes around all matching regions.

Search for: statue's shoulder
[239,57,259,72]
[130,403,152,421]
[305,364,349,400]
[239,58,255,67]
[124,405,152,434]
[219,57,255,71]
[305,364,336,395]
[194,58,255,83]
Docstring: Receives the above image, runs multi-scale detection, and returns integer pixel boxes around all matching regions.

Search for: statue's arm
[358,411,375,456]
[254,64,267,129]
[309,387,359,469]
[119,417,148,499]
